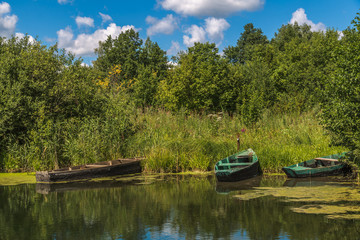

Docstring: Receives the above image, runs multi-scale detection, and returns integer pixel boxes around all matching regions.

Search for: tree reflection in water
[0,175,359,240]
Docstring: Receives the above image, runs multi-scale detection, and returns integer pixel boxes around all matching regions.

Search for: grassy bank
[0,173,36,186]
[126,109,347,173]
[1,108,346,173]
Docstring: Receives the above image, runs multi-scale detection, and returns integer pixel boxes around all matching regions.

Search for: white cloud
[99,12,112,23]
[337,30,344,39]
[58,0,72,4]
[167,41,180,56]
[76,16,94,28]
[158,0,264,17]
[183,25,206,47]
[0,2,17,38]
[0,2,10,15]
[205,17,230,43]
[290,8,326,32]
[183,18,230,47]
[57,23,135,56]
[15,32,35,43]
[146,14,178,36]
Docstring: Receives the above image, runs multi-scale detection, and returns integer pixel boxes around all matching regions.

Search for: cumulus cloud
[167,41,180,56]
[146,14,178,36]
[0,1,10,15]
[76,16,94,28]
[15,32,35,43]
[0,2,18,38]
[183,25,207,47]
[337,30,344,39]
[290,8,326,32]
[57,23,135,56]
[205,17,230,43]
[58,0,72,4]
[99,12,112,23]
[158,0,264,17]
[183,17,230,47]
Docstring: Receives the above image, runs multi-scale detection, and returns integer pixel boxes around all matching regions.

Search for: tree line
[1,12,360,171]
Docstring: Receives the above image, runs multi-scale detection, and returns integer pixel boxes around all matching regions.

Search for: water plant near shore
[127,109,346,173]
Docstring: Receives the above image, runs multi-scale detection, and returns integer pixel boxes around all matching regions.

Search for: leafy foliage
[157,42,229,112]
[321,13,360,163]
[2,12,360,171]
[224,23,269,64]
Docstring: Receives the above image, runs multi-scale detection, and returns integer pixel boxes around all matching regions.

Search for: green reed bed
[127,109,347,173]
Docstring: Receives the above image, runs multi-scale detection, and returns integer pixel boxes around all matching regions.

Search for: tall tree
[133,38,168,108]
[157,42,229,112]
[270,23,339,111]
[0,36,103,169]
[224,23,269,64]
[321,13,360,159]
[94,29,143,80]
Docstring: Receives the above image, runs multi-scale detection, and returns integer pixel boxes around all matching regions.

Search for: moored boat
[282,153,349,178]
[36,157,144,182]
[214,148,261,182]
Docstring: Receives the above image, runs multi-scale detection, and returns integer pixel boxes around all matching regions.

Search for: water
[0,174,359,240]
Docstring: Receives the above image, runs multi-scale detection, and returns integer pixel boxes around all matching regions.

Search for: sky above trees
[1,0,359,64]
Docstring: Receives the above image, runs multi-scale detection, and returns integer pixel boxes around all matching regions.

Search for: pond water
[1,174,360,240]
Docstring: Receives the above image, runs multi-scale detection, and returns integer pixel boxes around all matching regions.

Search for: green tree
[157,42,229,112]
[224,23,269,64]
[321,13,360,160]
[270,24,339,111]
[0,36,103,170]
[133,38,168,108]
[94,29,143,80]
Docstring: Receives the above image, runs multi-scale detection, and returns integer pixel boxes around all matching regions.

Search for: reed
[1,107,346,173]
[127,109,347,173]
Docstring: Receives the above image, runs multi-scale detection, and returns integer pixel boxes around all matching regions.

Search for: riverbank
[126,109,347,173]
[0,110,348,173]
[0,173,36,186]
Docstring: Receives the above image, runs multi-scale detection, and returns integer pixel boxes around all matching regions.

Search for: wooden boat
[214,148,261,182]
[282,153,349,178]
[36,157,144,182]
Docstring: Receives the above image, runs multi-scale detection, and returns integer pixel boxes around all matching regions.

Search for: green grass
[1,108,347,173]
[0,173,36,185]
[127,109,347,173]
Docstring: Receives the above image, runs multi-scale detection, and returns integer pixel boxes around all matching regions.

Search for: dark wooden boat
[36,157,144,182]
[282,152,349,178]
[214,148,261,182]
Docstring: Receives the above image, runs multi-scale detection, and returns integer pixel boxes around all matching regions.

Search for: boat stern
[36,171,51,182]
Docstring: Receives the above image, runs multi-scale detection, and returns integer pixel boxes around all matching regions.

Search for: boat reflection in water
[215,176,262,193]
[283,176,354,187]
[2,175,360,240]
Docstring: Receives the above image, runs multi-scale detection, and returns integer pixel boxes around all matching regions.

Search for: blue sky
[1,0,359,64]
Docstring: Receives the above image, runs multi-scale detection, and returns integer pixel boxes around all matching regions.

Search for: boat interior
[50,158,141,172]
[216,155,253,170]
[300,158,341,168]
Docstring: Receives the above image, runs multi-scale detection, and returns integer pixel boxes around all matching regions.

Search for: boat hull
[282,164,346,178]
[282,152,349,178]
[215,149,261,182]
[215,161,260,182]
[36,158,142,182]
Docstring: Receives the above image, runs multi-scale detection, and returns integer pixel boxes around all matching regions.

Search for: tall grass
[127,109,346,173]
[1,106,346,173]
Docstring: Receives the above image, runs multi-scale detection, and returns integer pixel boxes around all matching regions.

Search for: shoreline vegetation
[1,13,360,174]
[1,109,347,175]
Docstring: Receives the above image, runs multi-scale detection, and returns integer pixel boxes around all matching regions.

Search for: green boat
[282,152,349,178]
[215,148,261,182]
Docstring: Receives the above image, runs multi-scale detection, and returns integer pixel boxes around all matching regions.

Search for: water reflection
[283,177,354,187]
[0,175,359,240]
